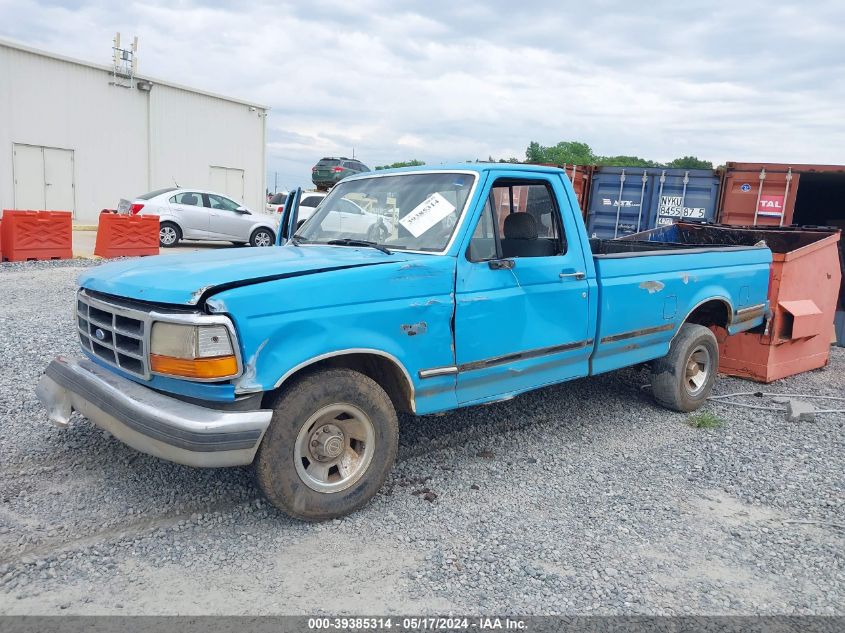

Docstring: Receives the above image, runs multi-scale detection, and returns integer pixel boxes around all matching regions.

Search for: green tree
[525,141,544,163]
[525,141,713,170]
[374,159,425,170]
[525,140,595,165]
[665,156,713,169]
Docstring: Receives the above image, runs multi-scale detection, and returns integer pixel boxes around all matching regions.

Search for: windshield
[269,193,287,204]
[297,172,476,252]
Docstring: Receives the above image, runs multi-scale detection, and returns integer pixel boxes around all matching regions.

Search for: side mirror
[236,206,250,214]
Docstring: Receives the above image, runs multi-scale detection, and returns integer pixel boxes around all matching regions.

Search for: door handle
[559,271,586,280]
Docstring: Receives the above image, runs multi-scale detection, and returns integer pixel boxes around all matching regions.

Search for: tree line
[376,141,713,171]
[525,141,712,169]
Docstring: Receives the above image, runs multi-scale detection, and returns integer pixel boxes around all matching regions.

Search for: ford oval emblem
[94,328,106,341]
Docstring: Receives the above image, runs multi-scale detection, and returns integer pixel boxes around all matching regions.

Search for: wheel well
[268,353,414,414]
[252,226,275,239]
[685,299,731,329]
[159,220,182,236]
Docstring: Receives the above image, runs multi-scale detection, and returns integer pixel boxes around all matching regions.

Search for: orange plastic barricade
[94,213,160,258]
[1,210,73,262]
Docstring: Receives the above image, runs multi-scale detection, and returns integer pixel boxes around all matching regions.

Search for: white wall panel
[0,41,266,223]
[149,87,264,212]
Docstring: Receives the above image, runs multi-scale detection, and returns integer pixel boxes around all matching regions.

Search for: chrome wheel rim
[160,226,177,245]
[254,231,272,247]
[294,403,375,493]
[684,344,711,396]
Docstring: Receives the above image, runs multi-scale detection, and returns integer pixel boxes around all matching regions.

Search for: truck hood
[78,245,414,306]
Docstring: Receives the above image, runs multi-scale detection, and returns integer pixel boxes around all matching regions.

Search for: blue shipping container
[585,167,721,240]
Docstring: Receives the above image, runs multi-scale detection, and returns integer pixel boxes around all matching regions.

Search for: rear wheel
[159,222,181,247]
[250,227,274,247]
[651,323,718,412]
[255,368,398,521]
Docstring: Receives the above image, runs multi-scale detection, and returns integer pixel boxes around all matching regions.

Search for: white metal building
[0,38,268,224]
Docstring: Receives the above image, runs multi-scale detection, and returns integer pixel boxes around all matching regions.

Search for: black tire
[250,227,275,247]
[159,221,181,248]
[255,368,399,521]
[651,323,718,412]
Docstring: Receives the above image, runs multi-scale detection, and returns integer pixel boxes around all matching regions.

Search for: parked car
[38,164,772,521]
[311,157,370,191]
[289,191,327,226]
[277,191,376,233]
[121,188,278,248]
[265,191,288,215]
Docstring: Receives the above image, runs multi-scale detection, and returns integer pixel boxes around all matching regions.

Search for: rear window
[317,159,341,167]
[139,187,177,200]
[269,193,287,204]
[300,195,324,207]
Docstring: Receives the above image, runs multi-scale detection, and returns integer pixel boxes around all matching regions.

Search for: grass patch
[688,410,724,429]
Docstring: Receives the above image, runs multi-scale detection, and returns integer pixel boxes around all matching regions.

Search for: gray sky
[2,0,843,190]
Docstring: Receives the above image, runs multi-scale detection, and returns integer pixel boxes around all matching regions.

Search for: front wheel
[255,368,399,521]
[250,227,275,247]
[651,323,718,412]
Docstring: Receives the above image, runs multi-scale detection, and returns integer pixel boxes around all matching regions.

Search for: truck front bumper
[36,356,273,467]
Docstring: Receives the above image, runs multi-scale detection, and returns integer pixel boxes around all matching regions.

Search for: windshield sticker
[399,192,456,238]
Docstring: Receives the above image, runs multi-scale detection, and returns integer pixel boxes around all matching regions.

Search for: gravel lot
[0,260,843,615]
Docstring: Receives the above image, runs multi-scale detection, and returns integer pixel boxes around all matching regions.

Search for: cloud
[2,0,843,190]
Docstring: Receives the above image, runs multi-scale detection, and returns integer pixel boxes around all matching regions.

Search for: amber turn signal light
[150,354,238,379]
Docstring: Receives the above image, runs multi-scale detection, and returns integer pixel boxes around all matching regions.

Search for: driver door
[277,188,301,244]
[454,173,592,405]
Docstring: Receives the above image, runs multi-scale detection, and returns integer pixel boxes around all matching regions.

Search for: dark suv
[311,157,370,190]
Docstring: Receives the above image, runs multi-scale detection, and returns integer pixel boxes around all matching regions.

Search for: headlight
[149,322,239,380]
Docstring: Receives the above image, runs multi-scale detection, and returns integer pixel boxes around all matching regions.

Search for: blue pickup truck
[37,164,772,520]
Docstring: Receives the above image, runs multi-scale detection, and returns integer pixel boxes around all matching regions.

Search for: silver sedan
[120,187,278,247]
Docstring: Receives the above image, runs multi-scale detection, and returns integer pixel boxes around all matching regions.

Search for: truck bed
[586,231,772,376]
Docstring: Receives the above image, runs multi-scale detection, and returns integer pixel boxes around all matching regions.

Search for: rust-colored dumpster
[709,225,841,381]
[622,222,842,381]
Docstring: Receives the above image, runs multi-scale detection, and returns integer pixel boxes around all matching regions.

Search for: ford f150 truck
[37,164,772,520]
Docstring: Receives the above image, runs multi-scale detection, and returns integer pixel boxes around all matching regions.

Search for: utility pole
[274,172,278,194]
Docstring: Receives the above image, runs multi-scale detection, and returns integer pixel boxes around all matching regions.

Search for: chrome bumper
[36,356,273,467]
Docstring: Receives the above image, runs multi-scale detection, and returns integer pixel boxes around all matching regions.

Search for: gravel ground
[0,260,843,615]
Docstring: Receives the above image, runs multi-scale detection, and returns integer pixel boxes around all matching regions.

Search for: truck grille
[76,290,150,379]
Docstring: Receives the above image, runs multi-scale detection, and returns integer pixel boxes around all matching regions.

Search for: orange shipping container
[530,163,593,216]
[718,162,845,228]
